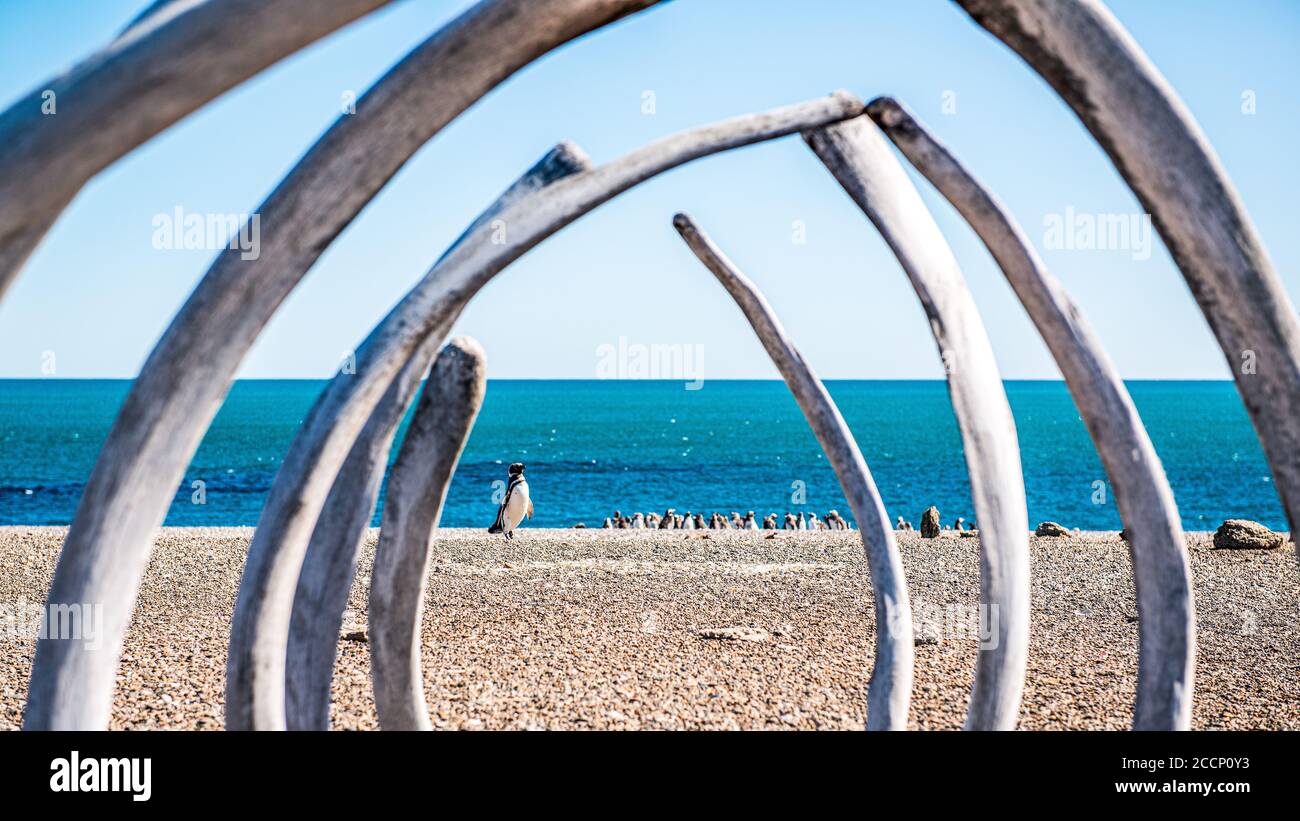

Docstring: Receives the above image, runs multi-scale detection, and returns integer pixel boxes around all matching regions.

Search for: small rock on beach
[1213,519,1284,550]
[920,506,941,538]
[1036,521,1069,537]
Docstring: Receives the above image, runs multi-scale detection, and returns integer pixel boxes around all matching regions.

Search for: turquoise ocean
[0,379,1283,531]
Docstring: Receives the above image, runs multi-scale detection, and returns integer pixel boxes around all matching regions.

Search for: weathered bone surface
[958,0,1300,553]
[13,0,1276,733]
[867,97,1195,730]
[673,214,913,730]
[281,325,449,731]
[805,116,1030,731]
[26,0,665,732]
[369,338,488,731]
[227,93,865,729]
[0,0,394,303]
[285,143,593,730]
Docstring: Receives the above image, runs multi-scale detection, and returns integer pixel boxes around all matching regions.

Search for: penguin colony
[588,510,976,532]
[595,509,852,530]
[489,464,975,535]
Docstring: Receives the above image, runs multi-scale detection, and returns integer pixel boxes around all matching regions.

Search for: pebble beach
[0,526,1295,731]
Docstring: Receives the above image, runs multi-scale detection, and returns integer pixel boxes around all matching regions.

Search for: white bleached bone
[285,143,592,730]
[369,338,487,731]
[0,0,394,303]
[957,0,1300,557]
[227,92,865,729]
[805,115,1030,730]
[673,213,913,730]
[25,0,666,731]
[867,96,1194,730]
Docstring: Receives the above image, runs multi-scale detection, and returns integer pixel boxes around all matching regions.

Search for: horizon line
[0,376,1243,383]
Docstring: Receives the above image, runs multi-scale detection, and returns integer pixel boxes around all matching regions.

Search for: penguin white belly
[502,480,530,532]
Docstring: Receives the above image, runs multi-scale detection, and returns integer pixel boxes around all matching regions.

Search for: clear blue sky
[1,0,1297,379]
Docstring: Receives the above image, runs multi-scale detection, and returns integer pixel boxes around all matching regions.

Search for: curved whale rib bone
[0,0,394,304]
[956,0,1300,556]
[368,338,488,731]
[804,115,1030,731]
[866,96,1195,731]
[25,0,666,732]
[285,142,593,730]
[672,213,913,730]
[226,91,866,729]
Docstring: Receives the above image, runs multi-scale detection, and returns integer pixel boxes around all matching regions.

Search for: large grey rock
[920,506,941,538]
[1213,519,1284,550]
[1035,521,1069,537]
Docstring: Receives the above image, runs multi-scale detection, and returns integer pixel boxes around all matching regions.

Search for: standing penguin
[660,508,676,529]
[488,462,532,540]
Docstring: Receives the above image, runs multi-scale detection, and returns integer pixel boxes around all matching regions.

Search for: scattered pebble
[0,526,1294,730]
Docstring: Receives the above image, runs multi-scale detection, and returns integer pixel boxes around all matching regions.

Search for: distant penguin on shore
[683,512,696,530]
[744,511,758,530]
[631,512,645,529]
[955,517,966,531]
[660,509,676,529]
[488,462,532,540]
[797,512,807,531]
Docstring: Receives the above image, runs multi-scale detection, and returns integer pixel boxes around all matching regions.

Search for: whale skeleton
[13,0,1290,731]
[230,92,867,730]
[20,0,667,733]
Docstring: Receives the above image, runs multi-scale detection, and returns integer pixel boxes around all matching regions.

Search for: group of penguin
[592,511,975,532]
[489,463,976,540]
[598,508,854,531]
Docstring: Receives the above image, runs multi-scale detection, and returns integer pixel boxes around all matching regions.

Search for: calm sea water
[0,379,1283,531]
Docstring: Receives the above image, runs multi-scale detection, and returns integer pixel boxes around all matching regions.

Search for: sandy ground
[0,526,1295,730]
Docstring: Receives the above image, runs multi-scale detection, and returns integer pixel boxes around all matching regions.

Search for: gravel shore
[1,526,1295,730]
